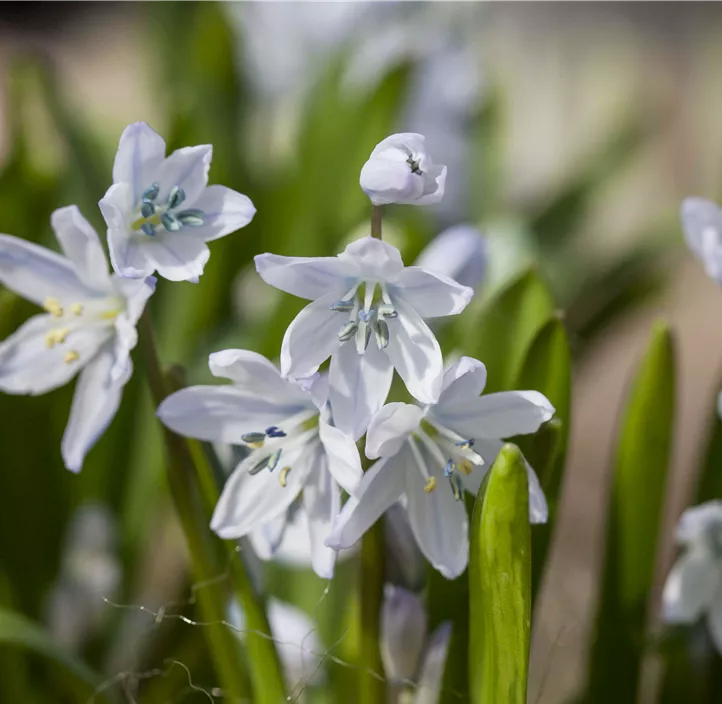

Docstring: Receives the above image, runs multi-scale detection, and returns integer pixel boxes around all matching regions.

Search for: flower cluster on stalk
[0,124,555,585]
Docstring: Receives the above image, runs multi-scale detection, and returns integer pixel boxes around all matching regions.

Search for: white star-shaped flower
[326,357,552,578]
[359,133,446,206]
[0,206,155,472]
[255,236,473,439]
[662,501,722,651]
[99,122,256,283]
[156,350,362,579]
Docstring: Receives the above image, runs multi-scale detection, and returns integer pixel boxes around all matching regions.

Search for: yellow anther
[247,440,265,450]
[64,350,80,364]
[69,303,84,316]
[459,460,474,476]
[424,476,437,493]
[100,309,122,320]
[43,297,63,317]
[279,466,292,488]
[45,328,70,348]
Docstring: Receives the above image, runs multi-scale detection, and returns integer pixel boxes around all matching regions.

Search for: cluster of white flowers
[0,127,554,580]
[660,200,722,648]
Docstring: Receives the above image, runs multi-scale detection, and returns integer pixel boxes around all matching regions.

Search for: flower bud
[415,224,487,290]
[380,584,427,681]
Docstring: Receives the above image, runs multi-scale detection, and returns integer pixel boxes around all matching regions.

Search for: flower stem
[138,310,285,703]
[359,518,386,703]
[371,205,383,239]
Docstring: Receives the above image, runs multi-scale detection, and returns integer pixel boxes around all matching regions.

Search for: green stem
[138,310,285,703]
[371,205,382,239]
[359,518,385,703]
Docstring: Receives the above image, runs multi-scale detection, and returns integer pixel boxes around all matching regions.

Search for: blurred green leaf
[586,321,675,703]
[0,607,111,702]
[513,315,572,600]
[460,267,555,393]
[469,443,531,704]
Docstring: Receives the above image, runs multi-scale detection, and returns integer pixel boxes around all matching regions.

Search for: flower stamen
[424,476,437,493]
[43,297,64,317]
[64,350,80,364]
[279,466,292,488]
[69,303,84,316]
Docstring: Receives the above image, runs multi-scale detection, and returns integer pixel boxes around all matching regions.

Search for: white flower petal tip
[360,133,446,206]
[680,197,722,285]
[102,123,254,283]
[0,212,154,472]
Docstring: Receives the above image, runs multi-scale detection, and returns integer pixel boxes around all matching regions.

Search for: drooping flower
[99,122,256,283]
[255,236,473,439]
[326,357,552,578]
[662,501,722,652]
[359,133,446,206]
[381,584,451,703]
[0,206,155,472]
[681,197,722,286]
[156,350,362,578]
[415,224,486,291]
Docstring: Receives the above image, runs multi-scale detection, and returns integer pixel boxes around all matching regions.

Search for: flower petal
[413,622,453,704]
[359,157,424,206]
[0,314,110,395]
[436,356,487,410]
[112,275,156,328]
[328,340,394,441]
[61,342,131,473]
[157,385,311,444]
[142,234,211,283]
[254,252,351,300]
[209,349,312,407]
[415,163,447,205]
[384,297,443,404]
[525,463,548,525]
[211,443,314,539]
[0,234,95,306]
[51,206,112,293]
[281,293,343,379]
[706,581,722,654]
[249,513,288,561]
[439,390,555,440]
[404,442,469,579]
[662,548,722,623]
[675,501,722,546]
[381,585,427,681]
[415,224,486,291]
[325,455,405,550]
[366,402,424,459]
[392,266,473,318]
[187,185,256,242]
[681,198,722,283]
[302,451,341,579]
[156,144,213,205]
[340,236,405,281]
[112,122,166,203]
[318,416,363,495]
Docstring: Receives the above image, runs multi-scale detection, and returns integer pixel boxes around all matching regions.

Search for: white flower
[156,350,362,579]
[359,133,446,206]
[381,584,451,703]
[662,501,722,652]
[0,206,155,472]
[326,357,552,578]
[681,197,722,285]
[255,236,473,439]
[415,224,486,291]
[99,122,256,283]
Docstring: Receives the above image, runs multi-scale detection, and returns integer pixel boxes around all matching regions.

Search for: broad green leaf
[512,315,572,599]
[586,321,675,703]
[469,444,531,704]
[459,267,555,393]
[0,607,111,702]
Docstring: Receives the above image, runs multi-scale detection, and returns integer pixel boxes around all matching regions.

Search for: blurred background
[1,2,722,702]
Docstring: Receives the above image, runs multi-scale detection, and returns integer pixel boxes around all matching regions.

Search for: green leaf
[0,607,111,702]
[459,268,555,394]
[469,444,531,704]
[586,321,676,703]
[512,315,572,599]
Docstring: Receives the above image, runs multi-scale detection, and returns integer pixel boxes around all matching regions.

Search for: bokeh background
[1,2,722,702]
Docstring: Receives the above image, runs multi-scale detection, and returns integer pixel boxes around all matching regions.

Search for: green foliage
[586,322,676,703]
[469,444,531,704]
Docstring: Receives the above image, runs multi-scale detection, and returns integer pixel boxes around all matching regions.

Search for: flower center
[240,412,318,487]
[406,154,423,175]
[330,282,398,354]
[131,183,205,237]
[42,296,122,365]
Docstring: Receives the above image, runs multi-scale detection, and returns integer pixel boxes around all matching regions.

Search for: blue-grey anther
[377,303,397,319]
[360,322,372,351]
[267,449,283,472]
[330,298,355,313]
[140,201,156,218]
[265,426,286,438]
[142,182,160,202]
[338,321,358,342]
[167,186,186,209]
[374,318,389,349]
[140,223,156,237]
[249,454,270,476]
[176,209,205,227]
[444,459,454,477]
[407,155,423,175]
[242,431,266,446]
[161,212,182,232]
[455,439,474,449]
[448,472,464,501]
